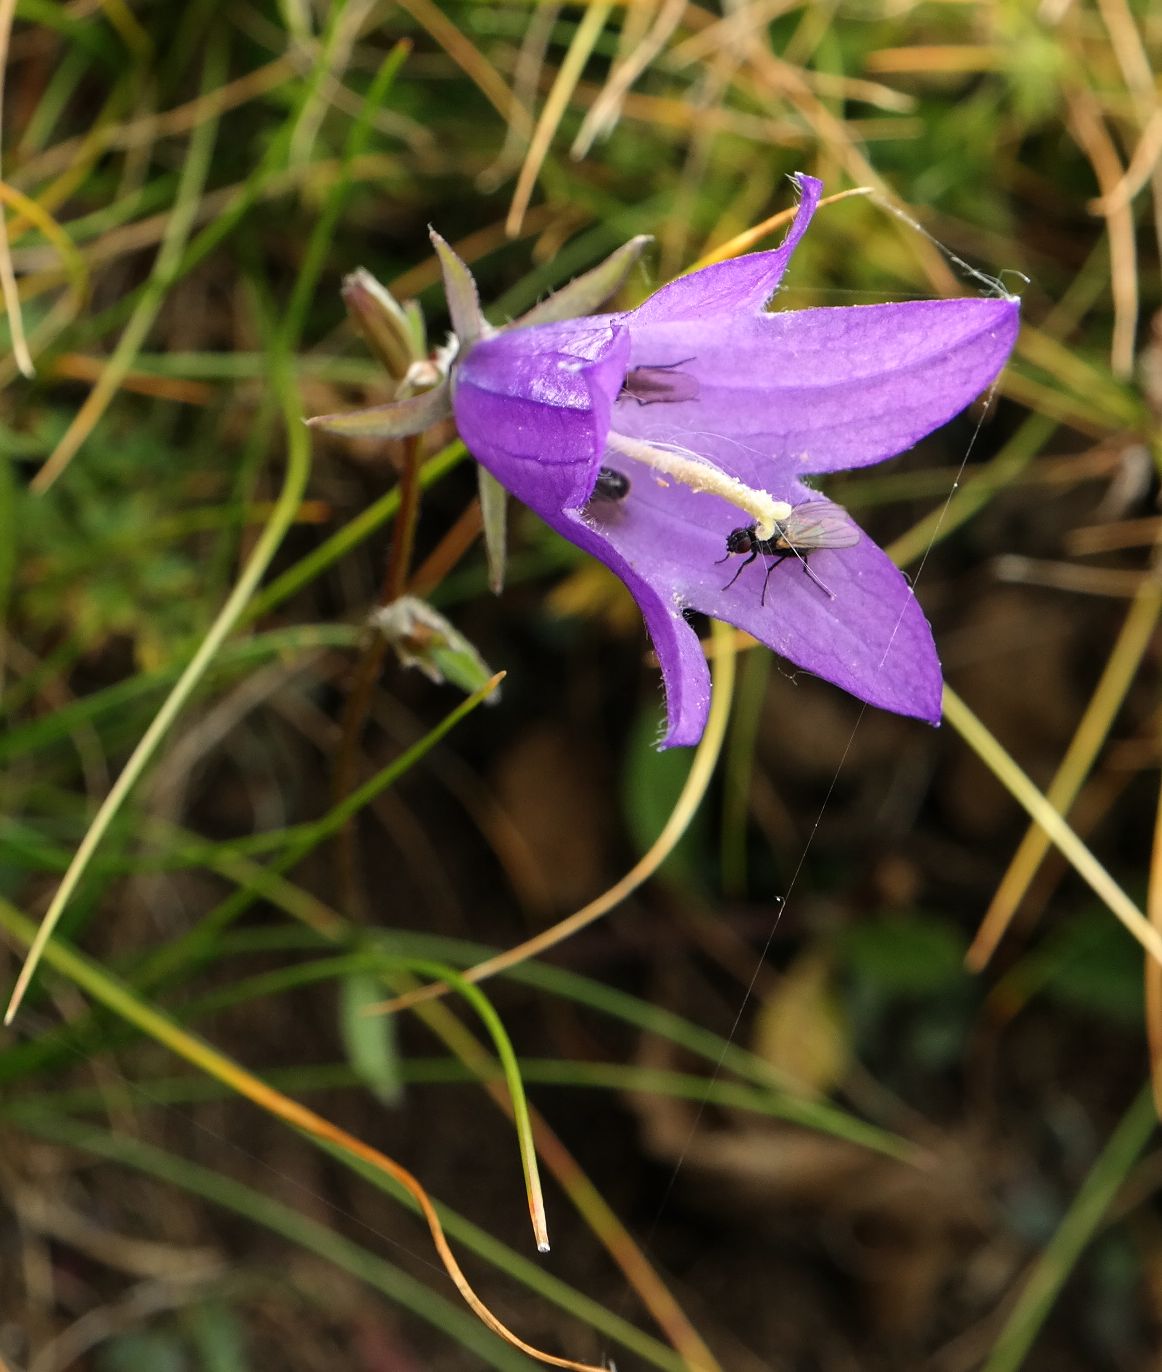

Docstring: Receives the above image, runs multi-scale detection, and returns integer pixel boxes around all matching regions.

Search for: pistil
[604,431,792,539]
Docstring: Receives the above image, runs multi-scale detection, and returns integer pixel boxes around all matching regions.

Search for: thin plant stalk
[942,684,1162,968]
[5,280,311,1026]
[370,616,738,1017]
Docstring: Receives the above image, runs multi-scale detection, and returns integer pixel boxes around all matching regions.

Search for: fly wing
[783,501,861,549]
[620,363,701,406]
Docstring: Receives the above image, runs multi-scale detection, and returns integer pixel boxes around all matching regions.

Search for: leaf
[340,972,403,1107]
[95,1332,186,1372]
[1011,910,1144,1026]
[307,381,451,439]
[186,1300,250,1372]
[430,229,487,347]
[838,912,969,995]
[622,705,708,886]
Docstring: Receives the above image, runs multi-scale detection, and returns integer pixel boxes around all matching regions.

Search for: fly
[717,502,859,603]
[591,466,630,501]
[619,358,699,407]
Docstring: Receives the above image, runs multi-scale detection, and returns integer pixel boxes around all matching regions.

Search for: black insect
[619,358,699,406]
[591,466,631,501]
[717,502,859,603]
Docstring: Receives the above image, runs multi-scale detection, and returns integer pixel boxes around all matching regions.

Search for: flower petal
[612,296,1019,486]
[628,174,822,325]
[577,475,941,729]
[699,520,942,723]
[452,319,631,511]
[554,509,711,746]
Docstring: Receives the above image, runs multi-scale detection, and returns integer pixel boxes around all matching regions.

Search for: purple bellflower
[312,175,1019,747]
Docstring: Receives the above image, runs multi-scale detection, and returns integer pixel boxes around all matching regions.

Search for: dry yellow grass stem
[1094,0,1162,264]
[507,1,613,235]
[687,186,873,271]
[1065,87,1139,378]
[943,685,1162,970]
[1146,773,1162,1118]
[396,0,515,122]
[967,572,1162,970]
[0,0,34,377]
[572,0,686,158]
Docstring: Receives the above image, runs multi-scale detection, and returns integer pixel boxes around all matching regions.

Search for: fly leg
[719,547,758,592]
[761,553,790,605]
[799,557,836,600]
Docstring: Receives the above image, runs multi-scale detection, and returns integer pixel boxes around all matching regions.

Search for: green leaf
[622,705,707,885]
[96,1332,187,1372]
[838,912,968,995]
[339,971,403,1106]
[1005,910,1144,1026]
[185,1300,250,1372]
[430,230,487,347]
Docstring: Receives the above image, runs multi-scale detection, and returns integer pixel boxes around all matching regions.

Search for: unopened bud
[341,268,427,388]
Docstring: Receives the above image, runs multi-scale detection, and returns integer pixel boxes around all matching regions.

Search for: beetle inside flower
[313,174,1020,747]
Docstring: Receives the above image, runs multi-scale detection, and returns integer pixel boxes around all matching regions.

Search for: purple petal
[555,509,712,746]
[699,525,942,723]
[628,174,822,325]
[612,296,1020,487]
[452,319,630,511]
[577,475,941,732]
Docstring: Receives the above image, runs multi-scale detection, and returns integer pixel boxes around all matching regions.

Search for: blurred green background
[2,2,1162,1369]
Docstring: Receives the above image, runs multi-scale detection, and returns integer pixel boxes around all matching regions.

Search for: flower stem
[605,431,792,538]
[333,434,425,919]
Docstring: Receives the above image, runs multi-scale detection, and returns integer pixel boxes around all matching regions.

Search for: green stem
[983,1084,1156,1372]
[5,297,312,1025]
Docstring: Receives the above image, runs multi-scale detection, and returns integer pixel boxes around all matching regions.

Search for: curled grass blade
[369,616,738,1018]
[5,268,311,1025]
[5,1112,540,1372]
[0,898,605,1372]
[381,956,551,1254]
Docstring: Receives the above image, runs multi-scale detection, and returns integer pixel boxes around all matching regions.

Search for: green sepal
[517,235,653,327]
[306,380,451,438]
[477,466,508,594]
[430,229,488,347]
